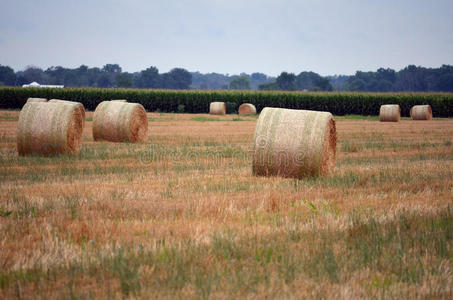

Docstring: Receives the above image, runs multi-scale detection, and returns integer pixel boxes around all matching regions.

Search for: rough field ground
[0,110,452,299]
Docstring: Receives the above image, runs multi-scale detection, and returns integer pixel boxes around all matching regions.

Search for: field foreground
[0,111,452,299]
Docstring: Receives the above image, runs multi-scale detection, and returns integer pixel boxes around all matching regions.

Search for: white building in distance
[22,82,64,88]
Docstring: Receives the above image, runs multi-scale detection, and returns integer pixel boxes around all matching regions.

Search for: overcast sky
[1,0,453,76]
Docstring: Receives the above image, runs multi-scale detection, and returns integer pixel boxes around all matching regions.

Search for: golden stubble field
[0,110,452,299]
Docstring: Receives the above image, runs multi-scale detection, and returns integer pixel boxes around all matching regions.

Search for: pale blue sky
[1,0,452,76]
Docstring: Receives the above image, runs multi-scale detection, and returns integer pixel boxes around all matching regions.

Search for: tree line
[0,63,452,92]
[338,65,453,92]
[0,64,192,90]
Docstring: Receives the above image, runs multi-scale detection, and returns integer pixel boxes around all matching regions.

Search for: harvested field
[0,111,452,299]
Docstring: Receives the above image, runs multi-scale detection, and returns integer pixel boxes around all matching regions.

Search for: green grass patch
[190,116,224,122]
[341,114,379,120]
[0,116,18,121]
[1,207,452,298]
[190,116,251,122]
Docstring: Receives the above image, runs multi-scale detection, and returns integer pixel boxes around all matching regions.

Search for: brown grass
[1,111,452,299]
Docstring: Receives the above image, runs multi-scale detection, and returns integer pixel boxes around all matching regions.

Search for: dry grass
[0,111,452,299]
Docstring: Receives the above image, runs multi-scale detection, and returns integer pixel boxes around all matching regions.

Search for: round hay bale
[26,98,47,103]
[238,103,257,115]
[379,104,401,122]
[410,105,432,120]
[209,102,226,115]
[48,99,86,123]
[111,99,127,102]
[17,102,84,156]
[252,107,337,178]
[93,101,148,142]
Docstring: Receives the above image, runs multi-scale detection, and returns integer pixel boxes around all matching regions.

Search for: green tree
[258,82,279,90]
[138,66,160,88]
[229,75,251,90]
[22,66,44,84]
[314,77,333,91]
[347,78,366,91]
[102,64,122,73]
[0,65,17,86]
[97,74,112,87]
[276,72,296,90]
[44,66,66,85]
[116,73,133,88]
[63,72,78,86]
[436,74,453,92]
[162,68,192,89]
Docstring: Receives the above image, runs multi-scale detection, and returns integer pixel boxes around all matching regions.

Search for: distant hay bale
[26,98,47,103]
[252,107,337,178]
[48,99,86,123]
[379,104,401,122]
[410,105,432,120]
[17,102,84,156]
[238,103,256,115]
[111,99,127,102]
[210,102,226,115]
[93,101,148,142]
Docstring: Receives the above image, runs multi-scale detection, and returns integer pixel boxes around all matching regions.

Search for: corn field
[0,87,453,116]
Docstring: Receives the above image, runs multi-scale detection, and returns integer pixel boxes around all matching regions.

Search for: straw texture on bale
[48,99,86,123]
[379,104,401,122]
[111,99,127,102]
[209,102,226,115]
[26,98,47,103]
[238,103,257,115]
[252,107,337,178]
[93,101,148,142]
[17,102,84,156]
[410,105,432,120]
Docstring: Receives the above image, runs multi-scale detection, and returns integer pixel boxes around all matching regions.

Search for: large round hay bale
[238,103,256,115]
[410,105,432,120]
[26,98,47,103]
[209,102,226,115]
[252,107,337,178]
[48,99,86,123]
[379,104,401,122]
[93,101,148,142]
[17,102,84,156]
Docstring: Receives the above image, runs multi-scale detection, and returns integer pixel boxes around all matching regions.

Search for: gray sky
[1,0,453,76]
